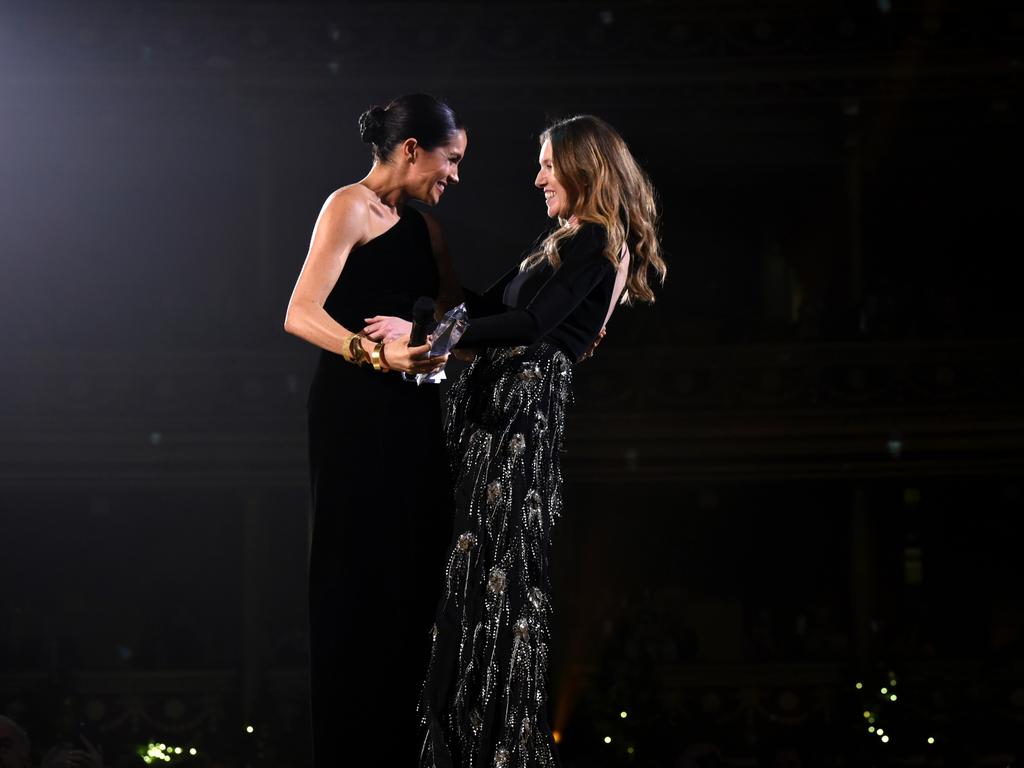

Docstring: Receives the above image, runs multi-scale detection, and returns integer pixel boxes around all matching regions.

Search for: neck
[360,163,409,210]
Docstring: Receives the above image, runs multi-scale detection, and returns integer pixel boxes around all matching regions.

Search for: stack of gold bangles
[342,332,390,372]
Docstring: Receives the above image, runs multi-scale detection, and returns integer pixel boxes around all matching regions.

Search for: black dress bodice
[323,205,438,346]
[309,204,440,408]
[457,223,616,361]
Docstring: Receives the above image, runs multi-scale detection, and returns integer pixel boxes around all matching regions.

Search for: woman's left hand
[363,315,412,342]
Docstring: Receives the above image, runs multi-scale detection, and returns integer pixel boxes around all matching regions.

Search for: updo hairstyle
[358,93,464,163]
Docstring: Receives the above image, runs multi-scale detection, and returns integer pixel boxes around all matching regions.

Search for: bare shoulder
[321,184,374,220]
[311,184,375,245]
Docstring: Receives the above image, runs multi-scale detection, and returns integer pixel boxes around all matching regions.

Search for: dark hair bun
[358,105,387,145]
[358,94,464,162]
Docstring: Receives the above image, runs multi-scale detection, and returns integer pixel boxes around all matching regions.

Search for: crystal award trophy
[405,303,469,385]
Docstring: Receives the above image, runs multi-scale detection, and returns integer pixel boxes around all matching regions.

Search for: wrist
[340,332,356,363]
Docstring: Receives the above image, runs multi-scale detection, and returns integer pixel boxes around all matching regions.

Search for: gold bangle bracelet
[341,333,356,363]
[370,341,388,372]
[349,333,368,366]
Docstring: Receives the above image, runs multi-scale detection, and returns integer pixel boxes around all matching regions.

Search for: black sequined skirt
[420,342,573,768]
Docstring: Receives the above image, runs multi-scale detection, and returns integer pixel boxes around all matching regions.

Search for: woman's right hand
[362,315,413,342]
[378,335,448,375]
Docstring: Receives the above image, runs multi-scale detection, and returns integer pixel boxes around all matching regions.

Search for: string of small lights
[136,723,259,764]
[136,742,198,764]
[581,705,638,760]
[854,669,938,750]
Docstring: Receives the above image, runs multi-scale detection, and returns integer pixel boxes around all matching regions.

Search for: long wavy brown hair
[522,115,666,304]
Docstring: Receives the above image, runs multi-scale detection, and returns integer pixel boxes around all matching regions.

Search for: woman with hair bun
[418,115,666,768]
[284,93,467,766]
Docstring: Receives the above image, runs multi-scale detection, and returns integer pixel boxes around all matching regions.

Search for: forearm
[286,303,441,373]
[456,308,542,349]
[283,301,357,356]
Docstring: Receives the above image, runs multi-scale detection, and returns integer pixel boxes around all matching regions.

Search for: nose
[535,169,545,188]
[449,166,459,185]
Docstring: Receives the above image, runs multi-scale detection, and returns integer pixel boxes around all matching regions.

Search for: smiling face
[535,138,571,219]
[410,128,467,205]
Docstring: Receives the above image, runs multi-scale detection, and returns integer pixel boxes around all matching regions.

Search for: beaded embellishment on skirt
[420,342,573,768]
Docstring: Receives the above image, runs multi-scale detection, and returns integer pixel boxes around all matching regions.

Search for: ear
[402,138,419,163]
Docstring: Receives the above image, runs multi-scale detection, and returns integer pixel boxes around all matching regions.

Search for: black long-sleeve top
[457,223,616,362]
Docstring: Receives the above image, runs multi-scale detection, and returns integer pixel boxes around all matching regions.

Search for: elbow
[283,307,303,337]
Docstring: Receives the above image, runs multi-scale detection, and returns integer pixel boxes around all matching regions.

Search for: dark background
[1,1,1023,766]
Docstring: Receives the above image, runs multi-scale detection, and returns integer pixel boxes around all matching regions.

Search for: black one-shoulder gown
[306,205,450,766]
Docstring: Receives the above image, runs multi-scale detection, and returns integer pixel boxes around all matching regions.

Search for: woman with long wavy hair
[418,114,666,768]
